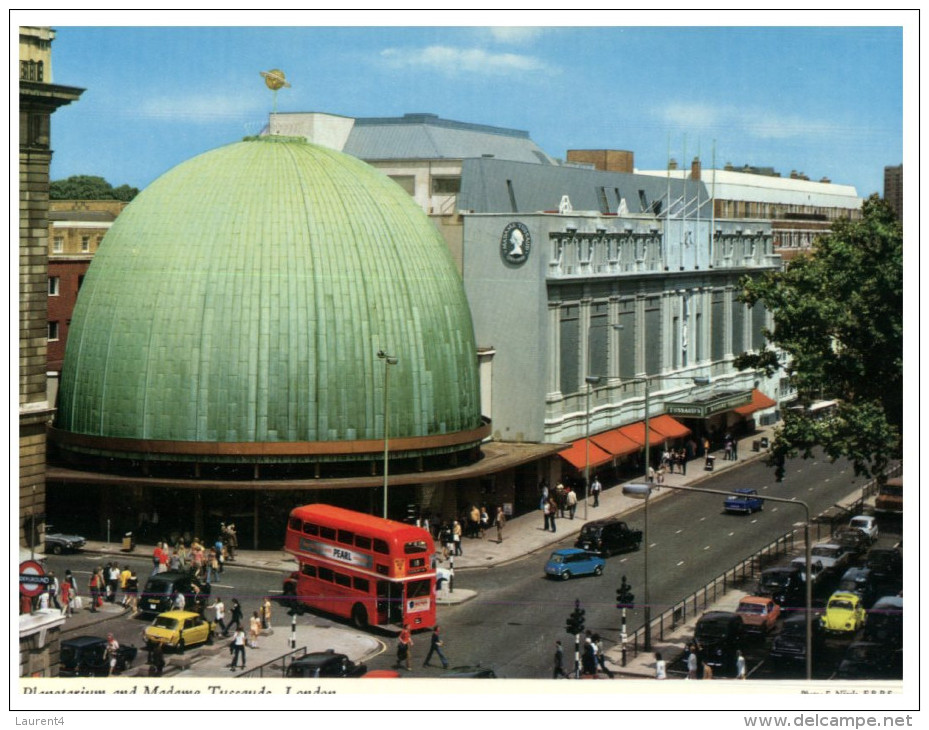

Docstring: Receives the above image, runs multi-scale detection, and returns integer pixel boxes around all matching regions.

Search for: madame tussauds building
[48,136,555,549]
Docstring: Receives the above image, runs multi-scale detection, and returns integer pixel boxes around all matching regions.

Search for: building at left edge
[18,25,83,677]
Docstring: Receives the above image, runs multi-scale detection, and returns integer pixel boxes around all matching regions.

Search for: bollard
[290,610,296,650]
[449,554,454,593]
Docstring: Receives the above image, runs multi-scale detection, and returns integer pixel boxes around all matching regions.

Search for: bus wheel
[351,604,368,630]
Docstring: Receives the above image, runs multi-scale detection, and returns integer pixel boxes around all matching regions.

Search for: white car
[848,515,879,543]
[808,543,851,574]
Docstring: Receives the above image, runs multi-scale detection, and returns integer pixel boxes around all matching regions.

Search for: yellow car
[820,591,867,635]
[143,610,215,653]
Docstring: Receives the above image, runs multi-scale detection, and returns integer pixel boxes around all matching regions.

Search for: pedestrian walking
[106,633,120,676]
[686,643,698,679]
[495,507,506,543]
[229,627,247,671]
[542,499,552,531]
[479,506,489,538]
[581,637,598,676]
[125,568,139,616]
[106,562,120,603]
[396,624,413,671]
[590,475,602,507]
[736,650,746,680]
[655,652,667,679]
[452,520,463,556]
[702,662,714,680]
[553,640,568,678]
[592,633,614,678]
[261,596,272,629]
[88,567,102,612]
[209,596,228,637]
[249,611,261,648]
[566,488,577,520]
[46,570,61,611]
[422,625,449,668]
[60,573,72,617]
[229,598,244,632]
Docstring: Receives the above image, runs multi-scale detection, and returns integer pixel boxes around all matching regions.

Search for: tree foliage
[50,175,139,201]
[736,195,903,481]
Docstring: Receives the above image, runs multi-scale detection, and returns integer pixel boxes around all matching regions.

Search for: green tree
[50,175,139,201]
[735,195,903,481]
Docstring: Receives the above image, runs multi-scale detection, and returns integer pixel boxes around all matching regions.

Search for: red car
[736,596,781,634]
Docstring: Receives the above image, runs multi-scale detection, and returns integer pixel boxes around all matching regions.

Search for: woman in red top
[396,625,413,671]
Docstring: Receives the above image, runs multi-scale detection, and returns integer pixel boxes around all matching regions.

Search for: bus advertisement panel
[283,504,437,631]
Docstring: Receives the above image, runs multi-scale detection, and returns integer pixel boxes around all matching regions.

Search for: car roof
[738,596,773,605]
[580,517,623,528]
[730,488,756,495]
[870,596,903,610]
[828,591,860,603]
[698,611,741,623]
[552,548,590,556]
[840,567,870,579]
[155,610,202,619]
[294,651,348,665]
[62,635,107,647]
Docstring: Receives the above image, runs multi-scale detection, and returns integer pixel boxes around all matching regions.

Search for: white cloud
[653,102,857,141]
[134,93,267,123]
[489,27,546,43]
[380,45,550,76]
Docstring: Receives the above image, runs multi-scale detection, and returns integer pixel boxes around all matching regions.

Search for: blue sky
[30,11,911,198]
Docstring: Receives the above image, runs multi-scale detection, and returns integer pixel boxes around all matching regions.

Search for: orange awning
[591,428,641,457]
[733,388,777,416]
[618,421,664,447]
[558,439,613,470]
[649,414,692,440]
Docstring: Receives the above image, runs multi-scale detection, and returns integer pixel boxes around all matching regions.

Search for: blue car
[544,548,605,581]
[724,488,764,514]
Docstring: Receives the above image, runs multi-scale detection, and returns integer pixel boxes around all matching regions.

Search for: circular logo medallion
[500,222,531,266]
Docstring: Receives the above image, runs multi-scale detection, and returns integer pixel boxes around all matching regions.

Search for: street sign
[19,560,49,597]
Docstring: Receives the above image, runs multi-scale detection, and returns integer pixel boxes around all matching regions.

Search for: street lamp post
[623,481,813,680]
[377,350,398,519]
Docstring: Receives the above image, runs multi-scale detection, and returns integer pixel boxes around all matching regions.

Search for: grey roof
[344,113,557,164]
[458,157,714,216]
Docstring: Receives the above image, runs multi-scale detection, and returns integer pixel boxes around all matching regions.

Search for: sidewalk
[67,426,777,676]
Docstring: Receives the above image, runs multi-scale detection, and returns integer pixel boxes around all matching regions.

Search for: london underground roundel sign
[19,560,48,597]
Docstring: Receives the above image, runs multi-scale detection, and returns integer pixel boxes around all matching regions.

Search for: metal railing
[237,645,307,679]
[627,529,798,657]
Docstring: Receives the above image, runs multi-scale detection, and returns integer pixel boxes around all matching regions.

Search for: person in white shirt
[655,652,667,679]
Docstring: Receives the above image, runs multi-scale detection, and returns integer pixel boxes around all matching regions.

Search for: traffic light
[565,598,586,636]
[616,575,635,608]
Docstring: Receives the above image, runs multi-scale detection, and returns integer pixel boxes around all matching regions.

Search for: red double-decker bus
[282,504,437,631]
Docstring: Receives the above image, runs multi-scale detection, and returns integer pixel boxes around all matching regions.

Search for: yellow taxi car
[143,610,215,653]
[820,591,867,635]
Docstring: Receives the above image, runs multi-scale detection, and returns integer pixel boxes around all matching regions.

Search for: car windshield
[839,580,861,592]
[578,526,600,539]
[812,546,839,558]
[738,603,764,614]
[548,553,565,564]
[696,623,729,639]
[829,599,854,611]
[850,519,869,529]
[762,573,789,588]
[146,580,172,593]
[152,617,179,629]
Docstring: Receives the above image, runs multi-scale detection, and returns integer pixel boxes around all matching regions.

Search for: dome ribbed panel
[56,138,481,451]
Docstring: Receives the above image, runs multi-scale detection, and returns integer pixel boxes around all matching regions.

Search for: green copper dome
[55,136,485,466]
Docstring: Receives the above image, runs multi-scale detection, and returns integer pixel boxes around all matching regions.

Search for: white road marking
[728,532,735,537]
[703,545,711,551]
[676,561,685,567]
[675,529,684,534]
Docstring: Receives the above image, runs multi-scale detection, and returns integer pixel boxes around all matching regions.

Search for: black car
[831,527,871,561]
[756,566,806,608]
[439,665,499,678]
[285,650,367,678]
[836,641,902,680]
[768,612,826,667]
[836,567,878,609]
[138,572,210,616]
[59,635,138,677]
[574,518,642,557]
[866,548,903,586]
[863,595,903,649]
[694,611,744,674]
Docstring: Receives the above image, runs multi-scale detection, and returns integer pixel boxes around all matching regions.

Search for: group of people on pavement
[538,480,584,532]
[551,632,614,678]
[421,505,509,559]
[202,595,272,672]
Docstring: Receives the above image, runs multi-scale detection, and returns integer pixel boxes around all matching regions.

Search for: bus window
[301,564,317,578]
[376,564,389,576]
[373,539,389,555]
[353,577,369,593]
[302,522,318,536]
[288,516,302,531]
[355,535,372,551]
[338,529,354,545]
[320,526,336,541]
[406,579,431,599]
[404,540,428,554]
[334,572,351,588]
[318,566,334,582]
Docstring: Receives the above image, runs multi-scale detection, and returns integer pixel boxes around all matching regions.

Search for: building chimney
[668,158,678,170]
[690,157,701,181]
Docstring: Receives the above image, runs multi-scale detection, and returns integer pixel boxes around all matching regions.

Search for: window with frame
[48,277,60,296]
[53,237,63,253]
[48,321,59,341]
[300,564,317,578]
[81,236,90,252]
[431,176,461,195]
[389,175,415,196]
